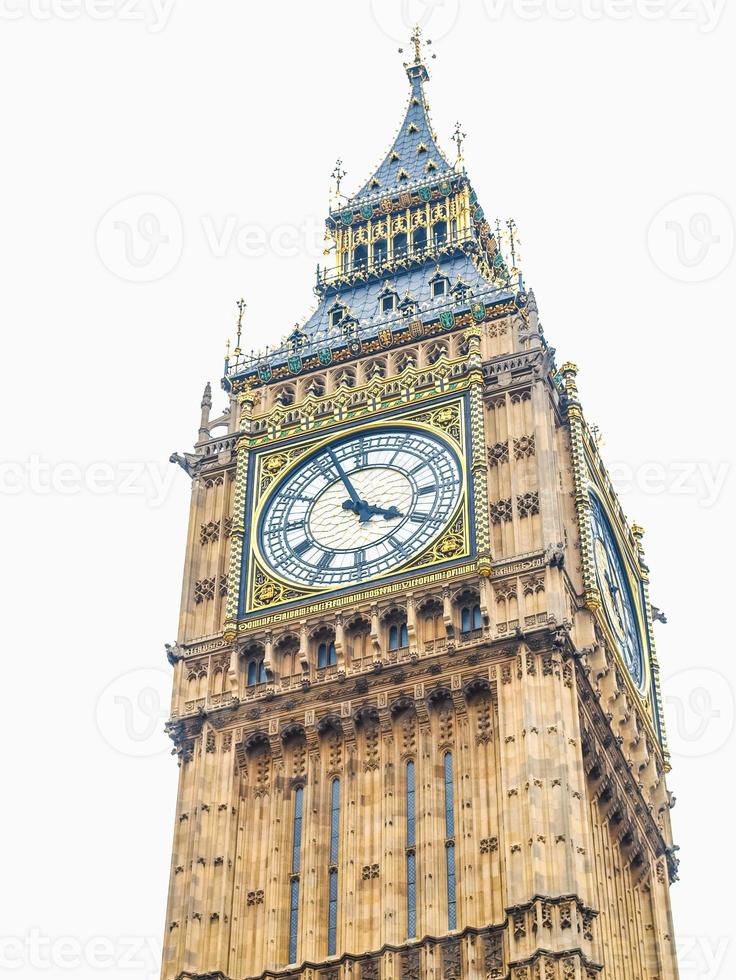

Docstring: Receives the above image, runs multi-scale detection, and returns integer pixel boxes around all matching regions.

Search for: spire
[347,29,452,204]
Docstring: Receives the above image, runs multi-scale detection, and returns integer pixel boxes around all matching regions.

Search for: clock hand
[328,449,363,510]
[360,503,404,522]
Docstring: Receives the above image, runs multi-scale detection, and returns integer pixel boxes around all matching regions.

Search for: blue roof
[348,63,454,204]
[301,253,506,343]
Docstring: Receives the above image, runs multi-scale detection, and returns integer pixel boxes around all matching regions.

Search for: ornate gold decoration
[258,442,316,494]
[251,561,311,611]
[413,513,465,569]
[410,402,462,444]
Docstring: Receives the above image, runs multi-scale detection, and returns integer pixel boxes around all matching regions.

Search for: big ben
[163,29,679,980]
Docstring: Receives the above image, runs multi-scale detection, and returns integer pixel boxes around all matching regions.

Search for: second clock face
[589,493,645,690]
[257,427,463,589]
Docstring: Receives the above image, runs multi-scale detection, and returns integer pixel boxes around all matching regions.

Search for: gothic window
[318,641,337,669]
[388,622,409,651]
[443,752,457,930]
[460,604,482,634]
[289,785,304,964]
[373,238,388,264]
[452,280,469,302]
[277,634,301,678]
[419,598,444,643]
[366,357,388,379]
[433,221,448,247]
[406,760,417,938]
[247,658,267,687]
[393,232,408,259]
[346,616,371,665]
[353,244,368,270]
[274,385,296,407]
[335,367,356,388]
[395,351,416,373]
[413,226,427,253]
[381,293,397,314]
[432,278,448,298]
[305,375,326,398]
[426,342,448,365]
[327,778,340,956]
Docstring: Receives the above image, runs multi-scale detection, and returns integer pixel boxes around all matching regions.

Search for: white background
[1,1,734,978]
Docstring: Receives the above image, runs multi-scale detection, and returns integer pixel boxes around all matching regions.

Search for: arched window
[327,778,340,955]
[460,603,482,635]
[353,244,368,270]
[393,232,408,258]
[443,752,457,930]
[406,760,417,938]
[373,238,387,265]
[247,660,257,687]
[388,622,408,651]
[258,659,267,683]
[413,226,427,253]
[289,786,304,964]
[318,641,337,669]
[433,221,448,248]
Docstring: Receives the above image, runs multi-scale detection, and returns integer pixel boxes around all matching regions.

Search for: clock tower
[163,34,680,980]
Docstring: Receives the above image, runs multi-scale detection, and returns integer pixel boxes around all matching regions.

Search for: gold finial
[506,218,520,272]
[452,122,466,166]
[235,298,246,355]
[225,337,231,360]
[411,24,422,63]
[399,25,435,66]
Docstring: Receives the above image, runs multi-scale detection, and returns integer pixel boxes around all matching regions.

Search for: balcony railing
[318,233,477,290]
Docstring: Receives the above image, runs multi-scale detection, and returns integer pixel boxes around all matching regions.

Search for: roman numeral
[418,485,436,495]
[388,536,410,558]
[294,539,311,556]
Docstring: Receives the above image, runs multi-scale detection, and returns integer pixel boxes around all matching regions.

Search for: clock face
[257,427,463,589]
[589,493,645,689]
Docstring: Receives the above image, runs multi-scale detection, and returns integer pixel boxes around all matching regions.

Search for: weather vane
[452,121,466,166]
[235,298,246,354]
[399,25,435,66]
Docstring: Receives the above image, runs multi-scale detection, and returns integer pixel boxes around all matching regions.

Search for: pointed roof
[348,61,454,204]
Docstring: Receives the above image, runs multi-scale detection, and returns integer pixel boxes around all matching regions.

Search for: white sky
[1,2,734,978]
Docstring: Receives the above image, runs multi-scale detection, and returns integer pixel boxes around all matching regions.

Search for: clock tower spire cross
[163,38,680,980]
